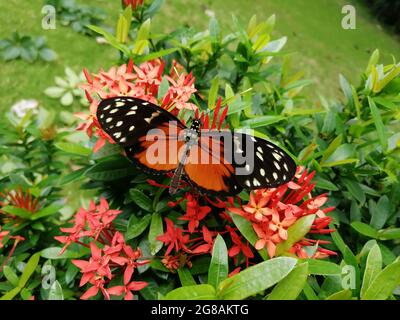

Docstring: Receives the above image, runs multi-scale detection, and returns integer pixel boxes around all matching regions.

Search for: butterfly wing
[183,132,243,195]
[230,132,296,189]
[183,130,296,195]
[97,97,186,175]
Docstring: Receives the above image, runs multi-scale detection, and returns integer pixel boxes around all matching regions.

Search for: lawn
[0,0,399,111]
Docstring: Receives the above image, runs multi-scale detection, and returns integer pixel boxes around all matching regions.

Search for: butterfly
[96,97,296,196]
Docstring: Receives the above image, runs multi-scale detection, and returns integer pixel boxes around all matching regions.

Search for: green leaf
[377,228,400,240]
[342,178,366,204]
[240,115,284,128]
[129,189,153,212]
[208,235,228,288]
[39,48,57,62]
[0,252,41,300]
[3,266,19,287]
[217,257,297,300]
[351,222,378,239]
[325,289,352,300]
[125,214,152,240]
[362,259,400,300]
[0,206,31,219]
[48,281,64,300]
[322,144,357,167]
[178,268,196,287]
[85,158,135,181]
[164,284,216,300]
[31,203,62,220]
[134,47,178,64]
[267,262,308,300]
[59,167,87,185]
[148,212,163,255]
[306,259,341,275]
[60,92,73,106]
[41,247,88,260]
[361,244,382,298]
[44,87,65,98]
[320,135,342,164]
[208,77,219,109]
[229,212,268,259]
[55,142,91,156]
[370,196,389,229]
[3,46,20,61]
[368,97,387,151]
[275,215,315,256]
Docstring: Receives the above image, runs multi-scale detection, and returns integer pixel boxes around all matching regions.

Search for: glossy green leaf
[55,142,91,156]
[351,222,379,238]
[3,266,19,287]
[217,257,297,300]
[125,214,152,240]
[148,212,163,255]
[41,247,88,260]
[48,281,64,300]
[85,158,135,181]
[342,178,366,204]
[275,215,315,255]
[368,97,387,151]
[377,228,400,240]
[362,259,400,300]
[361,244,382,298]
[306,259,341,275]
[208,235,228,288]
[325,289,352,300]
[164,284,216,300]
[129,189,153,212]
[178,268,196,287]
[267,262,308,300]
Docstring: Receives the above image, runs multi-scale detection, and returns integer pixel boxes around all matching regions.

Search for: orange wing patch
[184,139,236,194]
[133,122,184,173]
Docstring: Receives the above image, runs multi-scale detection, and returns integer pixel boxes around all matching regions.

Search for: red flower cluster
[55,198,149,300]
[122,0,144,11]
[78,59,197,152]
[228,167,336,259]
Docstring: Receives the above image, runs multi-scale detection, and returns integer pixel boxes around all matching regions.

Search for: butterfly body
[96,97,296,196]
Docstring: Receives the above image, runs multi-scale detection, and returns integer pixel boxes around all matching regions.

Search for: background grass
[0,0,399,111]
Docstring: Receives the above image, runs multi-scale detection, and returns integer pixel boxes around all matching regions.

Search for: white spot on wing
[116,121,123,127]
[274,161,281,170]
[273,172,278,180]
[256,152,263,160]
[120,137,126,143]
[272,152,282,161]
[129,126,135,131]
[116,102,125,107]
[260,168,265,176]
[106,117,113,123]
[114,132,121,139]
[110,109,118,114]
[127,111,136,116]
[283,163,289,171]
[245,180,251,187]
[103,105,111,111]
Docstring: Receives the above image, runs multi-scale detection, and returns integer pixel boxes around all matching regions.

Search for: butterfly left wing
[97,97,186,175]
[183,130,296,195]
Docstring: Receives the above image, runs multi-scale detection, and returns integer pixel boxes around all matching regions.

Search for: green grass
[1,0,399,112]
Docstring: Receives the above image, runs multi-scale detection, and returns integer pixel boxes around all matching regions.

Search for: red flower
[157,218,190,255]
[226,226,254,260]
[108,280,148,300]
[179,194,211,233]
[123,0,144,11]
[0,187,42,216]
[72,242,112,286]
[227,167,336,259]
